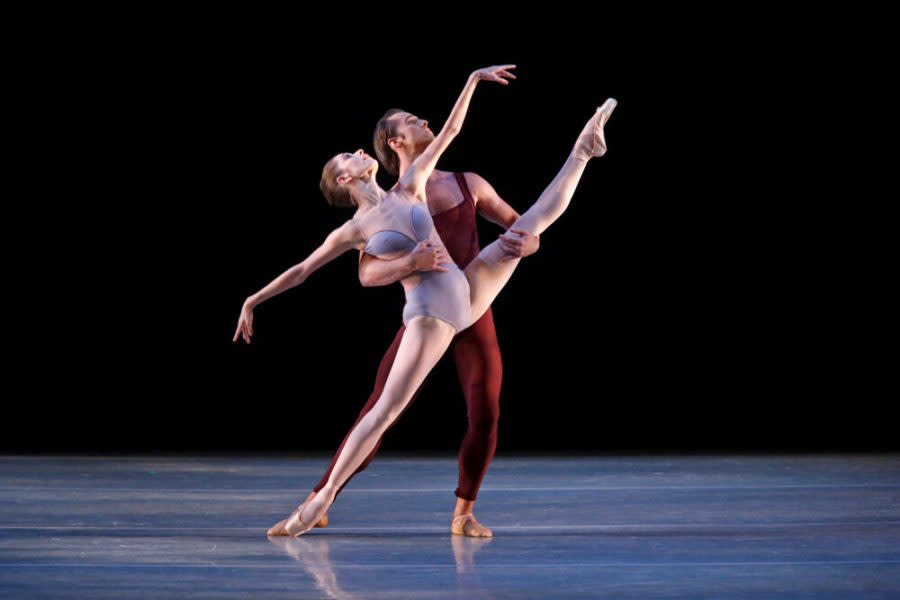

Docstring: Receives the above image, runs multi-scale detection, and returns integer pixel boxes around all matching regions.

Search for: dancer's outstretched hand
[472,65,516,85]
[233,301,254,344]
[410,240,450,273]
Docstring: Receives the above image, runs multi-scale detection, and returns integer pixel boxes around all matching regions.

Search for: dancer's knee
[468,404,500,436]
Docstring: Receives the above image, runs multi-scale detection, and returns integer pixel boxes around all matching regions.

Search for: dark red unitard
[313,173,502,501]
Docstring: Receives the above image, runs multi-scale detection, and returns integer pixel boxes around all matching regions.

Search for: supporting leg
[281,316,457,536]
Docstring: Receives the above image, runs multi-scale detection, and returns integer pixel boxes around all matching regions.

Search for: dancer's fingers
[498,241,517,255]
[498,234,521,248]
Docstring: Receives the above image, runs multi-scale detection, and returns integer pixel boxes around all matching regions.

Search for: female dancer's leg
[281,315,457,535]
[466,99,616,324]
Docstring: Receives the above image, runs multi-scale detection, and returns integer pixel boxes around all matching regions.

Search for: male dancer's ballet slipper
[451,513,493,538]
[573,98,617,161]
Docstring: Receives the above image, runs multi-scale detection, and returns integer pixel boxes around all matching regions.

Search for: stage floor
[1,454,898,598]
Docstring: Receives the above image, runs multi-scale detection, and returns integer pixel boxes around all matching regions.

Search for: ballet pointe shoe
[283,490,333,537]
[267,498,329,536]
[267,514,328,536]
[267,517,292,537]
[573,98,617,161]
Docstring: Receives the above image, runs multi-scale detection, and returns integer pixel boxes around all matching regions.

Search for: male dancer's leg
[452,307,502,501]
[450,307,502,537]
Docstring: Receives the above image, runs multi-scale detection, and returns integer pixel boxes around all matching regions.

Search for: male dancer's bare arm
[465,172,541,260]
[358,241,450,288]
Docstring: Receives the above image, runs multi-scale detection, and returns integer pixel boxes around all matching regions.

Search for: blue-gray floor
[1,454,898,599]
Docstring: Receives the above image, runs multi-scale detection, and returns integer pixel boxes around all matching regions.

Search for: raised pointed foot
[573,98,617,161]
[451,513,494,538]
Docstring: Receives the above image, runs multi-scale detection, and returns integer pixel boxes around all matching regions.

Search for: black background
[7,14,891,454]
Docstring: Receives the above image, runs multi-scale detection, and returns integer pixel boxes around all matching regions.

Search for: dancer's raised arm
[397,65,516,199]
[233,220,364,343]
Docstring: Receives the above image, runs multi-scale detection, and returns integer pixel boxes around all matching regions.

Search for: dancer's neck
[352,178,387,210]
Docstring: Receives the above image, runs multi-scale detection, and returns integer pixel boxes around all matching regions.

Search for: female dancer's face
[334,149,378,183]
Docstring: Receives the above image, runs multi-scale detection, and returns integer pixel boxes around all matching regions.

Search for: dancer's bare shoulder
[458,171,501,207]
[326,217,367,250]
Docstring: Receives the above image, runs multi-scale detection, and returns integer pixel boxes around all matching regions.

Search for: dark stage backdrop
[10,20,889,453]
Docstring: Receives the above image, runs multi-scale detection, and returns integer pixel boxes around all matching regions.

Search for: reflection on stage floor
[1,454,898,598]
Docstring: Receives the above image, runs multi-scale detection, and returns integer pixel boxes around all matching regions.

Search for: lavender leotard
[360,195,471,332]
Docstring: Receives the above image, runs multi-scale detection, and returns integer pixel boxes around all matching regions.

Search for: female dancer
[234,65,615,536]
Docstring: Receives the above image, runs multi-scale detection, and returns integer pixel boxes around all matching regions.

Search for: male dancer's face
[389,112,435,151]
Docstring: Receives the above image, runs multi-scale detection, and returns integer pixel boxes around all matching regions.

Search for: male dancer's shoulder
[458,171,503,207]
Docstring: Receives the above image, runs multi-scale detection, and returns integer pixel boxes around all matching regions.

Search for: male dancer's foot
[267,491,329,536]
[573,98,617,162]
[451,498,493,537]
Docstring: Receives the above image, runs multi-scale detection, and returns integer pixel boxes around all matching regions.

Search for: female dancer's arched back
[233,65,615,536]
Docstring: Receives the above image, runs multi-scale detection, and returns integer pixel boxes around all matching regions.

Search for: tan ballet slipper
[451,513,493,538]
[573,98,617,161]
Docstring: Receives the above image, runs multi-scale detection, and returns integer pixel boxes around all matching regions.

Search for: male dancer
[303,109,540,537]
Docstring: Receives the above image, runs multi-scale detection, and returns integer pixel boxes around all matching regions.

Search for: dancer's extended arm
[397,65,516,199]
[233,220,364,343]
